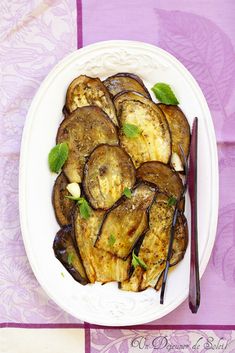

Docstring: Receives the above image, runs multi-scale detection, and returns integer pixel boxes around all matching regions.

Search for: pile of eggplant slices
[52,73,190,293]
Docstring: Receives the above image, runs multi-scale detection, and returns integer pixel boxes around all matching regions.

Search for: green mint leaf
[123,187,132,199]
[48,142,69,173]
[79,198,91,220]
[67,252,74,265]
[167,196,177,206]
[108,234,116,246]
[132,251,148,270]
[151,83,179,105]
[122,123,141,138]
[65,195,79,201]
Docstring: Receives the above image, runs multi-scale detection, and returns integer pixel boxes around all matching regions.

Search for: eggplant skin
[53,225,88,285]
[120,194,188,292]
[137,161,183,200]
[158,104,190,172]
[103,73,151,99]
[74,208,131,283]
[83,144,136,210]
[95,183,156,259]
[65,75,118,126]
[56,106,119,183]
[114,91,171,168]
[52,173,75,226]
[171,213,188,266]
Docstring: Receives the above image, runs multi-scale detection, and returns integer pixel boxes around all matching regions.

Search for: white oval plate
[19,40,218,326]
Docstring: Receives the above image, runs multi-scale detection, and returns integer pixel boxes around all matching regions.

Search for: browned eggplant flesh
[52,173,75,226]
[137,161,183,200]
[103,73,151,99]
[74,208,131,283]
[65,75,118,126]
[56,106,118,183]
[120,194,188,291]
[158,104,190,172]
[51,72,190,293]
[114,91,171,167]
[53,225,88,284]
[83,144,136,209]
[95,183,156,259]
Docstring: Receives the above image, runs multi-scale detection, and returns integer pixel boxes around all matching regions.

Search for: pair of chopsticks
[160,117,200,313]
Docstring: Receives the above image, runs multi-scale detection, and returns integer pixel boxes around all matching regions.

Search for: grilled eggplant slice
[52,173,75,226]
[83,144,136,209]
[158,104,190,172]
[120,194,188,292]
[103,73,151,99]
[171,213,188,266]
[114,91,171,167]
[53,225,88,284]
[56,106,119,183]
[154,214,189,291]
[65,75,118,126]
[137,161,183,200]
[74,208,131,283]
[95,183,156,259]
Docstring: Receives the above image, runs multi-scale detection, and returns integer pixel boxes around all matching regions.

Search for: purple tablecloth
[1,0,235,328]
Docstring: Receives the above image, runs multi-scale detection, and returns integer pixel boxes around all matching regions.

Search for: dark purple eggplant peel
[53,225,88,285]
[160,144,189,304]
[51,73,190,297]
[103,72,151,99]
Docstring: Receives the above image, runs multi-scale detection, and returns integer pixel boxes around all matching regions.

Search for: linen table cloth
[1,0,235,352]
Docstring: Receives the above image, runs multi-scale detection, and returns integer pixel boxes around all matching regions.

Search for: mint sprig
[67,252,74,265]
[108,234,116,246]
[78,198,91,220]
[65,196,91,219]
[151,83,179,105]
[48,142,68,173]
[167,196,177,206]
[122,123,141,138]
[123,187,132,199]
[132,251,148,271]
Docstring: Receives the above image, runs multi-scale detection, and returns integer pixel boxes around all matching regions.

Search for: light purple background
[1,0,235,325]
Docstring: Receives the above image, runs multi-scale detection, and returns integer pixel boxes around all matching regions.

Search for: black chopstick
[160,145,189,304]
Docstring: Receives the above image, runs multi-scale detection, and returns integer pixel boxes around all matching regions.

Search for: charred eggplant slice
[158,104,190,172]
[120,194,188,292]
[83,144,136,210]
[171,213,188,266]
[137,161,183,200]
[103,73,151,99]
[52,173,75,226]
[74,208,131,283]
[53,225,88,284]
[65,75,118,126]
[114,91,171,167]
[95,183,156,259]
[56,106,119,183]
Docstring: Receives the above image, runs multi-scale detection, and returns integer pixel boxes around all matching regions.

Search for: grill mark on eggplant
[104,73,151,99]
[53,225,88,285]
[83,144,136,210]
